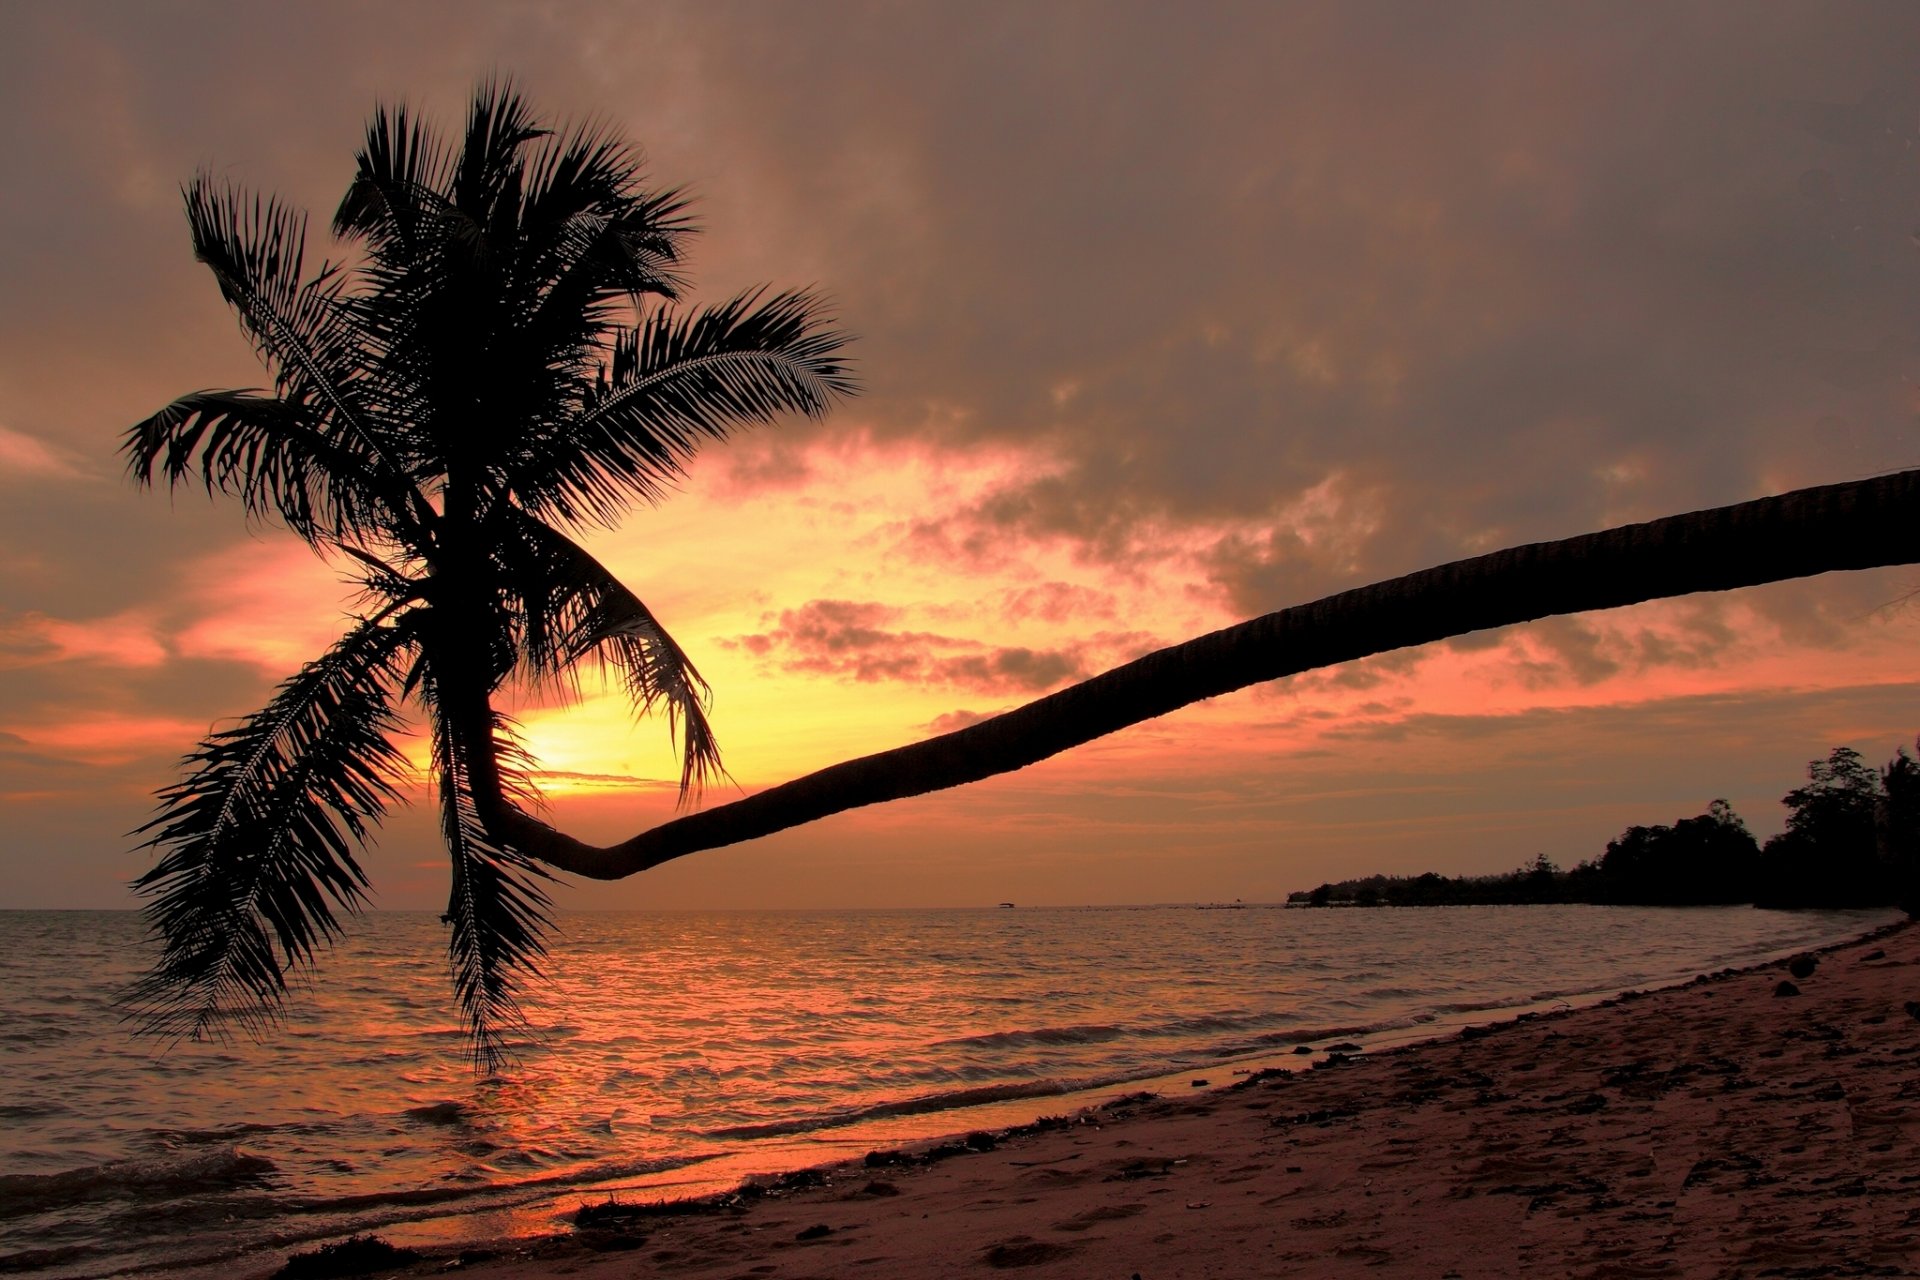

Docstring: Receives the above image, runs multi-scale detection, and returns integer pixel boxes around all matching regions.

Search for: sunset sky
[3,2,1918,911]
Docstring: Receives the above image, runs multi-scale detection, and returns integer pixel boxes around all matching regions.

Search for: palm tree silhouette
[124,81,853,1065]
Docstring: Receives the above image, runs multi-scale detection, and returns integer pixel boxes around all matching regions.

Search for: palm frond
[184,178,424,532]
[334,543,427,615]
[518,122,693,305]
[332,101,453,260]
[124,618,415,1044]
[493,513,722,797]
[123,389,415,545]
[452,77,546,227]
[511,186,693,390]
[424,692,552,1072]
[509,288,856,526]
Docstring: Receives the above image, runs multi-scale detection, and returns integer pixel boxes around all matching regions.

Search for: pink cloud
[171,540,359,673]
[0,425,90,481]
[0,610,168,669]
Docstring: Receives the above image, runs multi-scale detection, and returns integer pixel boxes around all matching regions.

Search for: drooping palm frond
[423,690,552,1071]
[493,511,721,796]
[507,287,856,526]
[124,618,415,1044]
[124,389,420,546]
[183,179,426,539]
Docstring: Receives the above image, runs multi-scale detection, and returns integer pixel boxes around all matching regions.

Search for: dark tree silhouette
[1758,746,1894,907]
[1595,799,1759,905]
[1883,741,1920,913]
[124,82,853,1064]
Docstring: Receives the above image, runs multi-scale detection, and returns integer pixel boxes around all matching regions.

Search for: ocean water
[0,904,1895,1278]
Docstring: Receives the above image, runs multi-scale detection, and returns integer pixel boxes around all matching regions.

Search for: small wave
[1250,1021,1390,1048]
[274,1151,707,1217]
[933,1023,1125,1051]
[1432,997,1534,1016]
[702,1079,1085,1139]
[1158,1012,1266,1036]
[402,1100,472,1125]
[145,1121,284,1147]
[0,1146,278,1216]
[0,1241,102,1275]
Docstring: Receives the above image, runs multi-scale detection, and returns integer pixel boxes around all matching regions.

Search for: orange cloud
[3,710,215,768]
[0,609,168,669]
[171,539,361,673]
[0,424,91,481]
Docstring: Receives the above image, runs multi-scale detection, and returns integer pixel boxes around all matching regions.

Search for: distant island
[1289,739,1919,913]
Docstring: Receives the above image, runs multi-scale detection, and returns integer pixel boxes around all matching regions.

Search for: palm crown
[124,82,854,1067]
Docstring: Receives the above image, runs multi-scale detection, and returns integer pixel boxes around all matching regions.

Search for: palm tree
[124,81,854,1066]
[133,85,1920,1069]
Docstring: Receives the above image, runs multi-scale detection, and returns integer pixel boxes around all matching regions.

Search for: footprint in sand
[982,1237,1080,1267]
[1051,1203,1147,1232]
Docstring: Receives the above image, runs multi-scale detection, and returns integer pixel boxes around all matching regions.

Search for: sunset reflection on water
[0,904,1894,1278]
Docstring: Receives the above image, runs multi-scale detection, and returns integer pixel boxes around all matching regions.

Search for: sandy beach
[282,917,1920,1280]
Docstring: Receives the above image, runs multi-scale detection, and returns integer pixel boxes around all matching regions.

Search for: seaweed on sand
[271,1234,420,1280]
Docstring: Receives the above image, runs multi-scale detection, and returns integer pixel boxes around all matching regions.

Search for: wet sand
[340,919,1920,1279]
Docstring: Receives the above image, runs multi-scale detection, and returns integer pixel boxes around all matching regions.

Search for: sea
[0,903,1897,1278]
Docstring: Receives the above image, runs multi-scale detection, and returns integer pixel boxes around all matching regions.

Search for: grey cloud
[638,3,1920,620]
[10,2,1917,641]
[722,597,1094,694]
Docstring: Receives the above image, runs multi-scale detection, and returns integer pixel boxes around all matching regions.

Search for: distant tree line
[1287,738,1920,912]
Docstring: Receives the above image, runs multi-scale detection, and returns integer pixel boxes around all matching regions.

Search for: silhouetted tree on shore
[1295,745,1920,911]
[1757,747,1896,908]
[1289,802,1762,908]
[1593,799,1759,905]
[1883,742,1920,914]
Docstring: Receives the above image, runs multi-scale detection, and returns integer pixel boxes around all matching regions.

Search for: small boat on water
[998,902,1015,908]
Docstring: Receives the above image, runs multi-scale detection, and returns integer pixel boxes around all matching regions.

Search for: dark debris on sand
[271,1235,421,1280]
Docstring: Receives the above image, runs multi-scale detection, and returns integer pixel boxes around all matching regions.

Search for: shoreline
[364,910,1891,1257]
[274,915,1920,1279]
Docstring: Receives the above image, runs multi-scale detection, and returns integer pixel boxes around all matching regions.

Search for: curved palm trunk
[471,468,1920,880]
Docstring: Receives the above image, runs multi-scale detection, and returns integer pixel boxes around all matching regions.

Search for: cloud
[0,710,213,768]
[723,598,1094,694]
[923,708,998,735]
[0,425,90,481]
[0,609,168,669]
[528,769,676,792]
[995,582,1120,626]
[628,4,1920,628]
